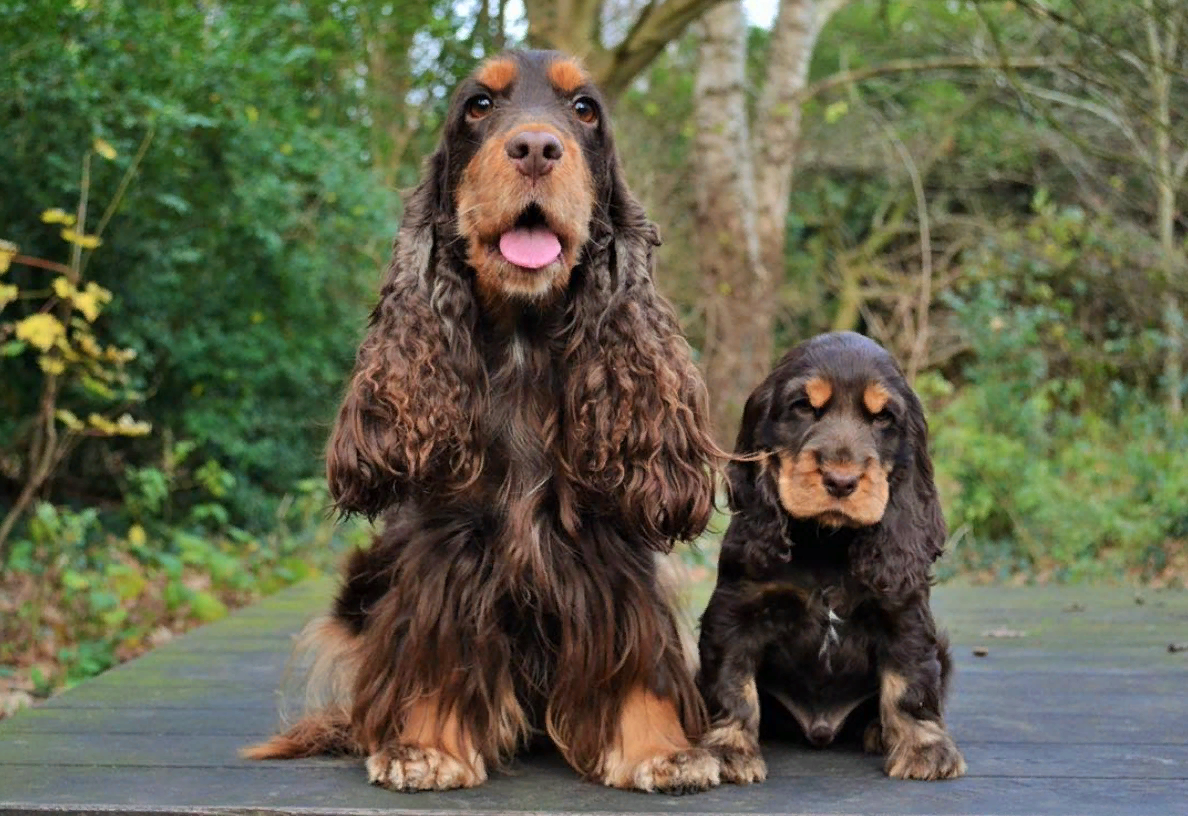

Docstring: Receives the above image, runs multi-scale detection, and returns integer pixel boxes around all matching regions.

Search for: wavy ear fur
[851,385,946,600]
[326,149,485,517]
[562,159,717,549]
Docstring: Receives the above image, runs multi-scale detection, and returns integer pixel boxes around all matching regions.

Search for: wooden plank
[1,733,1187,780]
[0,764,1184,815]
[2,582,1187,816]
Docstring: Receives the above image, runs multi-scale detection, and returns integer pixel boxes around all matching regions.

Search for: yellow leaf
[38,355,66,375]
[824,100,849,124]
[114,414,152,437]
[246,105,259,123]
[0,283,17,309]
[40,209,76,226]
[72,282,112,322]
[61,229,102,250]
[53,277,75,299]
[0,239,16,273]
[55,409,84,430]
[250,311,264,324]
[128,524,147,546]
[15,314,66,351]
[77,332,102,357]
[88,413,117,434]
[93,137,117,160]
[279,143,293,156]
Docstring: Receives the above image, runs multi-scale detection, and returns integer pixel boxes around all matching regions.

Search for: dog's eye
[572,96,598,124]
[873,409,895,428]
[790,397,819,419]
[465,93,493,120]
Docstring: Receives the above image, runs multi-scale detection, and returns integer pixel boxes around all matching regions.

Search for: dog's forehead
[470,50,594,108]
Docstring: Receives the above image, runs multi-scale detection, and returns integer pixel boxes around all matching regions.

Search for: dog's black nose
[822,467,860,498]
[506,130,563,179]
[808,723,836,747]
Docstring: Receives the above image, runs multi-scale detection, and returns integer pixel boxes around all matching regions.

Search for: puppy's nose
[822,466,860,498]
[808,723,836,747]
[506,130,563,179]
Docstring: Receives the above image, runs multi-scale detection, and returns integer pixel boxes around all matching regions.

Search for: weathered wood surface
[2,579,1186,815]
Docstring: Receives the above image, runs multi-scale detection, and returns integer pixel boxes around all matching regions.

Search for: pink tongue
[499,227,561,269]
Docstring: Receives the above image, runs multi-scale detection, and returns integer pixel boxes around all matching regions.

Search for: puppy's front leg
[876,612,965,781]
[697,592,767,784]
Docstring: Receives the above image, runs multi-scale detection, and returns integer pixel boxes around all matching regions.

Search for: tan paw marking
[884,724,966,781]
[862,720,883,754]
[609,747,721,794]
[365,744,486,791]
[702,723,766,785]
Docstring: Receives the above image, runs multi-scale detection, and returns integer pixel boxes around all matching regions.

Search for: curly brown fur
[697,332,964,783]
[246,50,720,794]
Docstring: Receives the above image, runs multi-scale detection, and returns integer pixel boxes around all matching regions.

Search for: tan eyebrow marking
[476,57,517,93]
[547,57,588,94]
[864,382,891,414]
[805,377,832,409]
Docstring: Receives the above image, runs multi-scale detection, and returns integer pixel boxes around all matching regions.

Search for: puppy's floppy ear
[325,147,485,518]
[563,154,717,550]
[726,381,775,513]
[851,385,946,598]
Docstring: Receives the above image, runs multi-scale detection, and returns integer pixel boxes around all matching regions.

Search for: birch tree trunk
[694,0,848,440]
[692,2,767,441]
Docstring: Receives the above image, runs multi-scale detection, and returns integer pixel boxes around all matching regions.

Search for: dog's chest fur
[740,561,884,741]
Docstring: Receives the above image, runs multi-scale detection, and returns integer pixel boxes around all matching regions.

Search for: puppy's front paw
[716,747,767,785]
[365,744,486,791]
[702,722,766,784]
[884,723,965,781]
[607,747,721,794]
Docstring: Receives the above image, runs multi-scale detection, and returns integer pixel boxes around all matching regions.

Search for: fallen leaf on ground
[981,627,1028,638]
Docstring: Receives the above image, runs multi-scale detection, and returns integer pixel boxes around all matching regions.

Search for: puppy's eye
[873,409,895,428]
[572,96,598,124]
[790,397,819,419]
[466,93,493,120]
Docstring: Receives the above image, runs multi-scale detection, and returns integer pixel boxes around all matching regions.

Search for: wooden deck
[1,579,1186,815]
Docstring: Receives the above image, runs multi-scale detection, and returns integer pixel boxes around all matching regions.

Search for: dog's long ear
[851,386,946,599]
[563,154,718,551]
[726,381,775,513]
[326,147,485,518]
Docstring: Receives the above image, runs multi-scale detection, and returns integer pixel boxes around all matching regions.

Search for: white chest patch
[818,608,843,671]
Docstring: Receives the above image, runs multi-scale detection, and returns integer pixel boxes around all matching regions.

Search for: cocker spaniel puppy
[243,51,722,794]
[697,331,965,783]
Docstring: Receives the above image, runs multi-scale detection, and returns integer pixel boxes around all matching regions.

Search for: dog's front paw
[702,722,766,784]
[607,747,721,794]
[884,723,965,781]
[365,744,486,791]
[716,746,768,785]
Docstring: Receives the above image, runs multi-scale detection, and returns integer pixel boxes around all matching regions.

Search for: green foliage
[927,204,1188,583]
[1,0,400,527]
[0,442,369,695]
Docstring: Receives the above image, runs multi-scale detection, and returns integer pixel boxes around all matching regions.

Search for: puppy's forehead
[471,51,593,101]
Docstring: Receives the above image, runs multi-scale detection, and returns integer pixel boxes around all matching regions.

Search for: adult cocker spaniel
[697,331,965,783]
[244,51,722,794]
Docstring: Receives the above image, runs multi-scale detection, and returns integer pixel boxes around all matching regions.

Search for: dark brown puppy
[697,331,964,783]
[243,51,721,794]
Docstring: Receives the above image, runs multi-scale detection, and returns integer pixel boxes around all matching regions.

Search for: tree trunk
[692,2,768,443]
[693,0,848,441]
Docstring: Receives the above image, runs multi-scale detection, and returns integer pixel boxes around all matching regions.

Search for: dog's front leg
[874,607,965,780]
[696,591,768,784]
[365,693,489,792]
[593,685,721,794]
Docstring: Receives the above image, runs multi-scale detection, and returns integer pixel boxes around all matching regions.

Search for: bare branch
[797,55,1065,103]
[598,0,732,97]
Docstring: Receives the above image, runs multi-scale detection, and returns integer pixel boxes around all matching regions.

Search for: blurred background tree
[1,0,1186,708]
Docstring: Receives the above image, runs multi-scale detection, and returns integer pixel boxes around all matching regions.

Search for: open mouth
[497,204,562,270]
